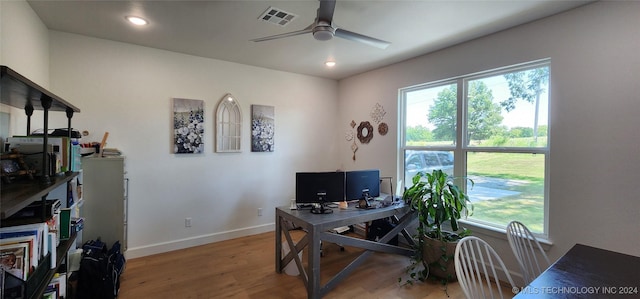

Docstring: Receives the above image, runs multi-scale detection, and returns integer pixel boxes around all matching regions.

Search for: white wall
[0,0,50,136]
[338,1,640,284]
[1,0,340,257]
[45,32,340,257]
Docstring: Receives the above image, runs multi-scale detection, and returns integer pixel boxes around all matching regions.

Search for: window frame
[215,93,242,153]
[398,59,550,237]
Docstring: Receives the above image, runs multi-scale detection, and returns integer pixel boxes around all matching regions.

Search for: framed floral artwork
[173,98,204,154]
[251,105,274,152]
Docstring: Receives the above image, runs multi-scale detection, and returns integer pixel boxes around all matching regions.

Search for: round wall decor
[378,122,388,136]
[357,121,374,144]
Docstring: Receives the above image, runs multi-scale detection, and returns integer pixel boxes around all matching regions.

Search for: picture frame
[173,98,204,154]
[251,105,275,152]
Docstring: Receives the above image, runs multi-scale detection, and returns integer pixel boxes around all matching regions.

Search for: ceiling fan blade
[317,0,336,23]
[334,28,391,49]
[251,27,313,42]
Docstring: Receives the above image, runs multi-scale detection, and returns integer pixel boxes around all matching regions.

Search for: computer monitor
[345,169,380,201]
[295,171,345,214]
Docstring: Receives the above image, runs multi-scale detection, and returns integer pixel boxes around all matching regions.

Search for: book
[72,217,84,232]
[1,231,39,271]
[101,148,122,156]
[0,242,29,280]
[1,222,49,269]
[46,212,60,247]
[43,291,56,299]
[47,232,57,269]
[49,272,66,298]
[0,235,36,274]
[59,208,72,240]
[69,178,80,206]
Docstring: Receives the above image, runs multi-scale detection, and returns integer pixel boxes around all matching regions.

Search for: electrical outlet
[258,208,263,216]
[185,217,192,227]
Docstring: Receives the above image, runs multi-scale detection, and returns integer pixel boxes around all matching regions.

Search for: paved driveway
[466,176,526,202]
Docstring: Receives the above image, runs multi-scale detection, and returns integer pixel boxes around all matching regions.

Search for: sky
[405,74,549,130]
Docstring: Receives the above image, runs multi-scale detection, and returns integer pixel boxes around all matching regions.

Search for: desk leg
[275,210,283,273]
[308,226,321,299]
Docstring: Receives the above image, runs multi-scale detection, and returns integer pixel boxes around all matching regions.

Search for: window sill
[457,220,554,251]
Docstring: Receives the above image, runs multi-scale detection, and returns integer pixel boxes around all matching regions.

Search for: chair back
[506,220,551,285]
[454,236,517,299]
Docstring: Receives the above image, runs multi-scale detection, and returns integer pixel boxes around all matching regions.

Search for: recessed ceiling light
[126,16,148,26]
[325,61,336,67]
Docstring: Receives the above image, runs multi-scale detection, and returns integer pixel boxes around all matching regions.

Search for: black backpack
[76,239,126,299]
[367,219,399,245]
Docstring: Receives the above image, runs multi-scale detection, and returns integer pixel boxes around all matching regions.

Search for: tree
[509,126,534,138]
[466,81,504,141]
[503,67,549,142]
[406,125,432,143]
[428,82,503,142]
[428,86,457,140]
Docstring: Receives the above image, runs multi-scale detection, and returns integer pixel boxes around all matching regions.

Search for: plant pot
[422,235,458,281]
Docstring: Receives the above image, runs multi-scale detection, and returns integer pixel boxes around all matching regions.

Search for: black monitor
[345,169,380,201]
[295,171,345,214]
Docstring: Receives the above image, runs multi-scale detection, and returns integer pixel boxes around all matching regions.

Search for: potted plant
[400,169,473,286]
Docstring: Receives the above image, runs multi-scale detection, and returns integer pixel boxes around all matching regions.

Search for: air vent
[258,6,297,27]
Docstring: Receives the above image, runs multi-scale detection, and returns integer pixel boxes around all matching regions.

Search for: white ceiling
[27,0,591,80]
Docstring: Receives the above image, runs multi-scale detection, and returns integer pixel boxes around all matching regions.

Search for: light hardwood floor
[118,231,475,299]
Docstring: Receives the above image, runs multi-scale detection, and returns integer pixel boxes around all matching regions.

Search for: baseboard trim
[124,223,275,259]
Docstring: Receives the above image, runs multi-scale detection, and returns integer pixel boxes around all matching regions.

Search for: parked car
[404,150,454,187]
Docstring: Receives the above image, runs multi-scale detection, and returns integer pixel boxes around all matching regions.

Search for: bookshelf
[1,65,81,299]
[0,173,79,220]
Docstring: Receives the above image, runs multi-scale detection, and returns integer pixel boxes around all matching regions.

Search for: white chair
[454,236,517,299]
[506,220,550,285]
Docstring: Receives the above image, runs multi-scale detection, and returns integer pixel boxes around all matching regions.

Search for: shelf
[1,172,80,220]
[1,66,80,112]
[1,65,82,299]
[28,232,77,299]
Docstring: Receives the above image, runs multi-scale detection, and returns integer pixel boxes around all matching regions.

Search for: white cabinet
[81,156,126,249]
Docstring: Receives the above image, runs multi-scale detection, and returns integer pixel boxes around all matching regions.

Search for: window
[399,60,549,234]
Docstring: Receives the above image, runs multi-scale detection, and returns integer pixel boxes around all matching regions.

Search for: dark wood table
[514,243,640,298]
[275,202,416,299]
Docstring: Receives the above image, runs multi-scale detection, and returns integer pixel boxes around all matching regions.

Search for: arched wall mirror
[215,93,242,152]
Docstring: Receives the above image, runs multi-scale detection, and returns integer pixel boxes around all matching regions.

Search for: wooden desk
[514,243,640,298]
[275,202,416,299]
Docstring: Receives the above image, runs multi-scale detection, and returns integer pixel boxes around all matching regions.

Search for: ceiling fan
[251,0,391,49]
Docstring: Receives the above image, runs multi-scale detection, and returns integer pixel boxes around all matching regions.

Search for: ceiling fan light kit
[251,0,390,49]
[312,23,335,41]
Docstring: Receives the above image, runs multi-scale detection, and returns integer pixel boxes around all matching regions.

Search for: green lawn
[466,152,545,233]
